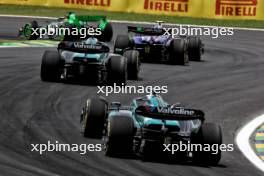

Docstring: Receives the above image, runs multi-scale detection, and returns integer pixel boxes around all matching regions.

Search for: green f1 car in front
[19,12,113,42]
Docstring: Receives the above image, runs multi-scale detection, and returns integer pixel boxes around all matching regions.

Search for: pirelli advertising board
[0,0,263,20]
[129,0,264,20]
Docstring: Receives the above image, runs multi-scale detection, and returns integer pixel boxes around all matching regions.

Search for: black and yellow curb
[255,124,264,161]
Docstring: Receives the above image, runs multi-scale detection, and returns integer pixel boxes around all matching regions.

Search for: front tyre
[169,38,188,65]
[123,50,140,80]
[108,56,127,85]
[81,98,107,138]
[188,37,203,61]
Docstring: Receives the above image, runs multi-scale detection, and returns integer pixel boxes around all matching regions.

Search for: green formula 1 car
[18,12,113,42]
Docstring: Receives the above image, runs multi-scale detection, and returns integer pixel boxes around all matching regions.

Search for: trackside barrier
[0,0,263,20]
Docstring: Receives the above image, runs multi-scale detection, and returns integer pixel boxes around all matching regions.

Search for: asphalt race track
[0,16,264,176]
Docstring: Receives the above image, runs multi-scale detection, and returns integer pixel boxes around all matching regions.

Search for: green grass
[0,4,264,28]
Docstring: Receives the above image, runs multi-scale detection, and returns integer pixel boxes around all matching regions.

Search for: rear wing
[135,106,205,121]
[128,26,164,35]
[77,15,107,22]
[58,41,110,53]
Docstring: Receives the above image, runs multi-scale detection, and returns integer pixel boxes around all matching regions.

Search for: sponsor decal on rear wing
[58,42,109,53]
[74,43,103,50]
[135,106,205,121]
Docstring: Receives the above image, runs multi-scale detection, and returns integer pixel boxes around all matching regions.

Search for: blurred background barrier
[0,0,263,20]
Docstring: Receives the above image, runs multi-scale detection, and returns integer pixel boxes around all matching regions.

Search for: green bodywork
[67,13,109,30]
[20,13,110,40]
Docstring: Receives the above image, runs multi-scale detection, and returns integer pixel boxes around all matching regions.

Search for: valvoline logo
[144,105,195,116]
[157,107,195,116]
[144,0,189,13]
[215,0,257,16]
[64,0,111,6]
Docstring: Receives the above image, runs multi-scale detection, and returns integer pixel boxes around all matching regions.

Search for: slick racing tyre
[40,50,62,82]
[99,22,113,42]
[108,56,127,85]
[63,23,79,41]
[114,35,130,54]
[169,38,188,65]
[24,21,39,40]
[81,98,107,138]
[104,116,134,157]
[192,123,222,165]
[123,50,140,80]
[188,37,202,61]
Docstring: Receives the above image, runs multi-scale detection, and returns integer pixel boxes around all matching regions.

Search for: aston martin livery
[80,93,222,165]
[40,38,140,84]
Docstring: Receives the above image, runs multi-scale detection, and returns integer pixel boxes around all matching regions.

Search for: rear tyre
[40,50,61,82]
[81,98,107,138]
[192,123,222,165]
[105,116,134,157]
[63,23,79,41]
[108,56,127,85]
[188,37,202,61]
[169,39,188,65]
[114,35,130,54]
[123,50,140,80]
[99,23,113,42]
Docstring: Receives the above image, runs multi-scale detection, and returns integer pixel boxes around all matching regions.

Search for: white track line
[236,114,264,173]
[0,14,57,20]
[1,14,264,31]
